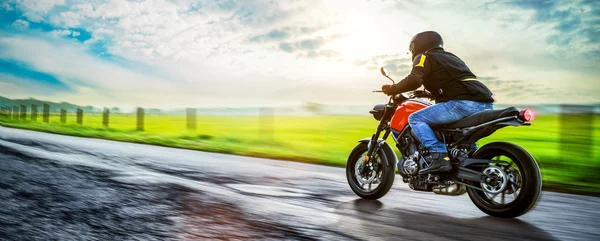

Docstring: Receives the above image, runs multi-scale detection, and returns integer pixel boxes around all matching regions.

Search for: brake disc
[481,166,508,194]
[355,156,378,185]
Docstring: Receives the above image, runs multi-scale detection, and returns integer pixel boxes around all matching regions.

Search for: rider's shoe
[419,152,452,175]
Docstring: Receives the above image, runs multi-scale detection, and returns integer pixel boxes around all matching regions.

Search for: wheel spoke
[354,151,384,192]
[475,151,530,207]
[489,192,499,200]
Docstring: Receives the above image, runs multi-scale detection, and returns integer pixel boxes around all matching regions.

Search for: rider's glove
[381,84,397,96]
[413,90,432,98]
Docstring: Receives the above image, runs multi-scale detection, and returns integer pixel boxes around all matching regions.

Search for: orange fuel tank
[390,100,431,131]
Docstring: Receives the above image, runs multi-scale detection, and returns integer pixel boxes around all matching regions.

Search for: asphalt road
[1,126,599,241]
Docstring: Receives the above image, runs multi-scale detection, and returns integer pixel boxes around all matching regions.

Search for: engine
[396,131,470,193]
[402,151,419,175]
[398,150,432,191]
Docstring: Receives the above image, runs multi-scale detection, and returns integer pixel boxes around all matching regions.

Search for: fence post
[43,104,50,123]
[20,105,27,120]
[76,108,83,125]
[5,106,8,119]
[137,107,144,131]
[103,107,109,128]
[186,108,197,130]
[13,106,19,120]
[60,109,67,124]
[31,104,38,121]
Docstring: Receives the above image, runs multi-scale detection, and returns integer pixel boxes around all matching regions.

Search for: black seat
[441,107,520,129]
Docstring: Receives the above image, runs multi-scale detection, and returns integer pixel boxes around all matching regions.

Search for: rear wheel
[466,142,542,218]
[346,142,395,199]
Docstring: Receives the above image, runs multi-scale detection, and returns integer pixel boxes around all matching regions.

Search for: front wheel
[466,142,542,218]
[346,142,395,199]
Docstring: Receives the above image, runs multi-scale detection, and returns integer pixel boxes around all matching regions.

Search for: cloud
[26,0,326,63]
[298,38,325,50]
[496,0,600,59]
[0,58,72,92]
[318,50,341,59]
[353,54,412,74]
[49,29,71,37]
[0,34,181,105]
[11,19,29,30]
[9,0,67,22]
[279,42,294,53]
[250,29,289,42]
[476,76,569,102]
[0,76,57,97]
[1,1,13,11]
[249,26,324,44]
[0,33,371,108]
[276,35,344,59]
[0,0,598,106]
[295,50,342,60]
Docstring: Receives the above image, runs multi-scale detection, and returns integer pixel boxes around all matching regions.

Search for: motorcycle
[346,67,542,218]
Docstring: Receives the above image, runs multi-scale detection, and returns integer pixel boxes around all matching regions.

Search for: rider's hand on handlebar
[381,84,397,96]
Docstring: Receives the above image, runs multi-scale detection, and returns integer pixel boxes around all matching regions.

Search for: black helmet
[409,31,444,60]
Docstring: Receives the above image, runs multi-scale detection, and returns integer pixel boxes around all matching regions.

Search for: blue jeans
[408,100,493,153]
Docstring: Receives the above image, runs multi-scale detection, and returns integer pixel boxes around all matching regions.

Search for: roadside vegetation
[1,114,598,195]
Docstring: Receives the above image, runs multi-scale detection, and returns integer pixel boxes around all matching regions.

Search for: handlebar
[373,90,432,98]
[372,90,433,106]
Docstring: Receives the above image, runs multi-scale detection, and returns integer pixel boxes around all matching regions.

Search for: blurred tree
[303,102,324,116]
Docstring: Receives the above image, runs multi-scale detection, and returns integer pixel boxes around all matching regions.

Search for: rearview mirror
[380,67,395,84]
[380,67,390,77]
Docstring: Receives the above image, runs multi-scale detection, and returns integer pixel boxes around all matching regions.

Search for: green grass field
[1,113,599,195]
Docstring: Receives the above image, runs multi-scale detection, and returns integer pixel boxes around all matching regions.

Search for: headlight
[369,104,386,121]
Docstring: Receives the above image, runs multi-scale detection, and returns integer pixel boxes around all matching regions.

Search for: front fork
[365,120,391,162]
[362,103,395,178]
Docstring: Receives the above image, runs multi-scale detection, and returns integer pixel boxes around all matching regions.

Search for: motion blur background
[1,0,600,240]
[1,0,598,194]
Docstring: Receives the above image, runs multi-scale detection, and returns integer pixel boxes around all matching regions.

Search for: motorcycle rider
[382,31,495,175]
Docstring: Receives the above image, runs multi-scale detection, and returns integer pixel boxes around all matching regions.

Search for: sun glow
[320,2,416,63]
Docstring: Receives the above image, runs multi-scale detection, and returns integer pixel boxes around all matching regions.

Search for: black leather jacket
[389,48,494,103]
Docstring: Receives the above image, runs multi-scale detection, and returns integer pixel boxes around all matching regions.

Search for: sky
[0,0,598,108]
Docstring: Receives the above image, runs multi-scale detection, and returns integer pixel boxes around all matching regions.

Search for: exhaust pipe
[433,183,467,196]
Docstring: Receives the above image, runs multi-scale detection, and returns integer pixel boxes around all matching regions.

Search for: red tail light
[519,109,534,122]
